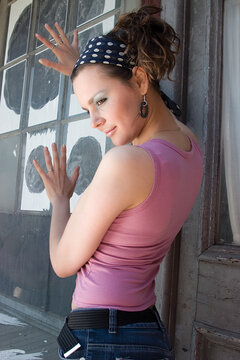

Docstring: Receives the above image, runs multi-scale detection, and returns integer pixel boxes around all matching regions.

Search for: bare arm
[34,144,153,278]
[33,143,79,274]
[35,22,79,76]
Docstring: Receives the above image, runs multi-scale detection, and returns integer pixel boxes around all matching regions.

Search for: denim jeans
[58,308,175,360]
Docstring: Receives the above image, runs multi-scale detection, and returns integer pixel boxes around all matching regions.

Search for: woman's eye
[96,98,107,107]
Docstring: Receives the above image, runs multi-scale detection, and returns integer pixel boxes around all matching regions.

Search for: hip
[58,307,175,360]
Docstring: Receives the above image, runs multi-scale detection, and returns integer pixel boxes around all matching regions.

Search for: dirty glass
[4,0,32,63]
[28,50,60,126]
[0,135,20,211]
[77,0,121,26]
[21,128,56,212]
[0,0,125,315]
[35,0,67,48]
[0,61,25,134]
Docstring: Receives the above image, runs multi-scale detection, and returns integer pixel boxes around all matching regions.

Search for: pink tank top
[72,137,203,311]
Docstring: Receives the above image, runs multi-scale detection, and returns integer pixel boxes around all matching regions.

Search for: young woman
[34,6,203,360]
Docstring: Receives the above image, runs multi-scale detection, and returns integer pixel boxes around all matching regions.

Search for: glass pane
[77,0,121,26]
[68,13,119,117]
[21,128,56,211]
[28,50,60,126]
[0,135,20,211]
[35,0,67,48]
[5,0,32,63]
[65,119,106,211]
[0,61,25,134]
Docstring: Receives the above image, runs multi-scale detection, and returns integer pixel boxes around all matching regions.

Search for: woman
[34,6,203,360]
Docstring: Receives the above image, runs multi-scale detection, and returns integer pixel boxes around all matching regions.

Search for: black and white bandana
[72,36,135,75]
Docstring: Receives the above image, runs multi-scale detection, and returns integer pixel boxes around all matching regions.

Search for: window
[219,0,240,245]
[0,0,133,213]
[0,0,141,314]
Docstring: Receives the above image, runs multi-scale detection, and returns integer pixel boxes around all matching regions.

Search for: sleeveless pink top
[72,137,203,311]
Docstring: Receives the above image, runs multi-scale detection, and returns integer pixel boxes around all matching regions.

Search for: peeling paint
[0,313,26,327]
[0,349,43,359]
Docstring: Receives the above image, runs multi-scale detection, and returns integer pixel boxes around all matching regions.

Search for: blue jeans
[58,308,175,360]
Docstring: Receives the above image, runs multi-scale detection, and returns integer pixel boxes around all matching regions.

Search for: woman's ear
[131,66,149,95]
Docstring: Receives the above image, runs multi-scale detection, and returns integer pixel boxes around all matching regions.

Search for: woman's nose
[90,114,106,129]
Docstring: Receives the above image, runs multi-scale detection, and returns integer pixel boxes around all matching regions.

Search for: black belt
[58,307,158,358]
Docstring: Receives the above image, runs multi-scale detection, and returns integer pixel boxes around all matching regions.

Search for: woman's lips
[105,126,116,137]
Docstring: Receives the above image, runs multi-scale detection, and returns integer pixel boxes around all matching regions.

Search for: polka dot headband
[72,36,135,75]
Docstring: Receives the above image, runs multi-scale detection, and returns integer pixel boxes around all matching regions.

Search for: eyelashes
[96,98,107,107]
[83,97,107,114]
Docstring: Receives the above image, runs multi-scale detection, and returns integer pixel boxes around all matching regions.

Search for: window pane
[0,61,25,134]
[5,0,32,63]
[21,128,56,211]
[77,0,121,26]
[28,50,60,126]
[0,135,20,211]
[35,0,67,48]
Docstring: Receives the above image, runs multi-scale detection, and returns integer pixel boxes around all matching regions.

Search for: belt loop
[152,306,165,332]
[108,308,117,334]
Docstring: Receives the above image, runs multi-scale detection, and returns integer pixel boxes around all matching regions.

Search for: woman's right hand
[35,22,79,76]
[33,143,80,204]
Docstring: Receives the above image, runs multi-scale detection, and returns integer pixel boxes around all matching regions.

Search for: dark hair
[107,6,180,81]
[72,5,180,87]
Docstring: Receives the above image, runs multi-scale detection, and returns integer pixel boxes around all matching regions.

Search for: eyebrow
[81,90,106,111]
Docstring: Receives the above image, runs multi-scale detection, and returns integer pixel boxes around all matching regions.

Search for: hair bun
[108,6,180,82]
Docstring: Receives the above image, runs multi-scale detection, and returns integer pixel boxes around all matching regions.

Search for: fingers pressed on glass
[33,160,45,177]
[45,23,62,45]
[54,22,69,44]
[44,147,54,173]
[51,143,60,172]
[35,33,53,49]
[60,145,67,172]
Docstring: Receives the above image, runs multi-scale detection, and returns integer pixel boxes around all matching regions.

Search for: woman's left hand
[35,22,79,76]
[33,143,80,204]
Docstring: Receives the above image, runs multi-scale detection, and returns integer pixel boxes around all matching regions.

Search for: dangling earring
[140,94,149,118]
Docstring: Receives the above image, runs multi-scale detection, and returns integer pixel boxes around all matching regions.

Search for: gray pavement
[0,301,63,360]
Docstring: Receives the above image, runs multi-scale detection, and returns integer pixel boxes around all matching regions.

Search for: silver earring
[140,94,149,118]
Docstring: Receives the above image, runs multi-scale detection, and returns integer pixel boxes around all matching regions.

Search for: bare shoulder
[101,144,152,171]
[96,144,154,209]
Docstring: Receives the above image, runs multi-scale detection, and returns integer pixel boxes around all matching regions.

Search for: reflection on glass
[36,0,67,47]
[21,129,56,211]
[5,0,32,63]
[28,50,60,126]
[0,62,25,134]
[77,0,121,25]
[0,136,20,211]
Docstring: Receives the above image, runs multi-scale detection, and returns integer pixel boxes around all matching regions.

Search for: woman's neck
[132,89,180,145]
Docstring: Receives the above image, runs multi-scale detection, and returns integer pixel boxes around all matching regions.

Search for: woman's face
[73,65,145,146]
